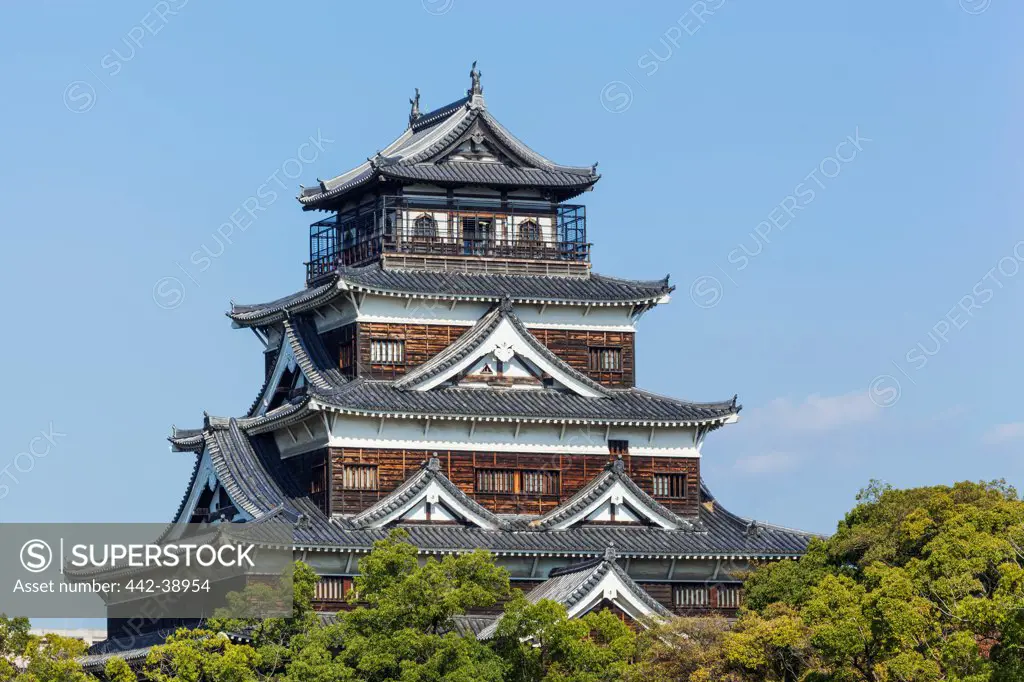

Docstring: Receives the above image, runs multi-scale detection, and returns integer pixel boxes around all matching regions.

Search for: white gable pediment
[412,317,605,398]
[568,568,663,623]
[548,479,681,531]
[357,478,502,530]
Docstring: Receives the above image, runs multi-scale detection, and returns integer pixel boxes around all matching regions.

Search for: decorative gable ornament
[493,342,515,363]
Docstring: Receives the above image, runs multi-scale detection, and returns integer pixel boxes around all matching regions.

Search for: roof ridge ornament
[427,455,441,471]
[468,60,483,96]
[604,542,617,562]
[409,87,421,127]
[611,456,625,473]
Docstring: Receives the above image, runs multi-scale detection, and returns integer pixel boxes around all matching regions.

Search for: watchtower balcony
[306,196,589,285]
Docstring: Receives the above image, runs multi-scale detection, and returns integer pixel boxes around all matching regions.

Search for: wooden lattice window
[589,347,622,372]
[315,576,349,602]
[476,468,516,493]
[716,584,742,609]
[674,584,709,608]
[370,339,405,364]
[653,473,686,498]
[341,464,378,491]
[521,470,560,495]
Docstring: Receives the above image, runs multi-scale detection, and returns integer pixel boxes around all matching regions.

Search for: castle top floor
[298,64,600,285]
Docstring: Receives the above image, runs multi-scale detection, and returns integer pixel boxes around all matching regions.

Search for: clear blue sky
[1,1,1021,543]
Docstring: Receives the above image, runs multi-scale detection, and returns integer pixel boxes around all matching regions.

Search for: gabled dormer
[299,64,599,284]
[350,457,508,530]
[529,459,697,531]
[394,298,609,398]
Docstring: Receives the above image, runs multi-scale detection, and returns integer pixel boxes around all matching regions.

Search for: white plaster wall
[354,294,639,331]
[325,412,701,457]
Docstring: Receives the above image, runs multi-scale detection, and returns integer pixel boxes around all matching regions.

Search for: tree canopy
[7,480,1021,682]
[640,480,1024,681]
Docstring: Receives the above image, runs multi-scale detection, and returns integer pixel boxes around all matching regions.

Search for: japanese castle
[90,65,812,662]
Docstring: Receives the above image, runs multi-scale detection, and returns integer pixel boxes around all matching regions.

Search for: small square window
[653,473,686,498]
[589,347,622,372]
[370,339,405,364]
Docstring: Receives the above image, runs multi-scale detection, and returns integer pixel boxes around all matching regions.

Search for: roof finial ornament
[409,87,421,126]
[469,60,483,96]
[612,456,625,473]
[427,455,441,471]
[604,542,617,562]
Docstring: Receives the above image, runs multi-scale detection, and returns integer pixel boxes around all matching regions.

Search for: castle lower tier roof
[227,265,673,327]
[166,419,813,559]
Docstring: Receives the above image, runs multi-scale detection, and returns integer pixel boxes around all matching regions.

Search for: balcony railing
[306,196,589,284]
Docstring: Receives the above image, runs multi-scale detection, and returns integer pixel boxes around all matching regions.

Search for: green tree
[494,595,637,682]
[318,529,509,681]
[0,618,96,682]
[144,628,261,682]
[102,657,136,682]
[724,480,1024,681]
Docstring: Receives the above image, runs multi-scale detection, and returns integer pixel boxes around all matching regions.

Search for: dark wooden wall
[356,322,468,380]
[311,576,741,618]
[283,449,329,515]
[530,328,635,387]
[323,322,635,387]
[330,448,699,517]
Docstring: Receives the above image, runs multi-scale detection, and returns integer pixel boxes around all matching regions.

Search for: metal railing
[306,196,589,284]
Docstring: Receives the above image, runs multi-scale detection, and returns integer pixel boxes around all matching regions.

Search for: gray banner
[0,522,294,618]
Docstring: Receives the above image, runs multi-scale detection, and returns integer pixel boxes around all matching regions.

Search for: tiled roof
[205,420,297,518]
[283,316,348,391]
[227,265,672,327]
[312,380,738,426]
[228,275,340,326]
[298,90,598,209]
[332,264,673,304]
